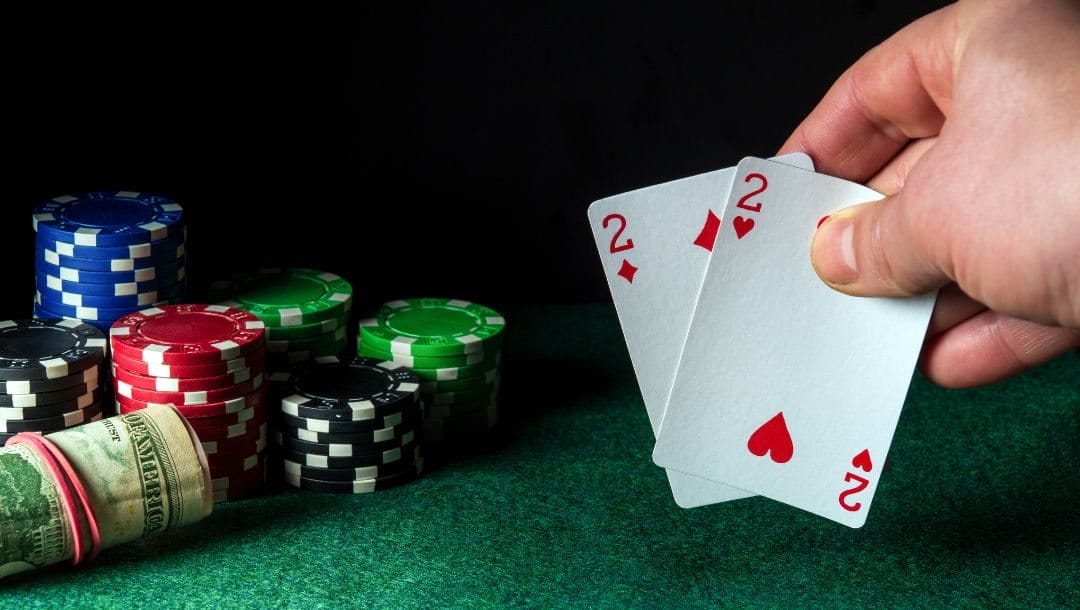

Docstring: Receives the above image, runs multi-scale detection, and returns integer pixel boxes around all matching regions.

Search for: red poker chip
[180,401,266,430]
[209,452,264,479]
[201,431,267,462]
[112,349,266,379]
[199,423,266,455]
[212,456,267,490]
[212,458,267,503]
[111,362,264,393]
[116,399,266,430]
[109,304,266,366]
[113,373,264,405]
[186,417,264,442]
[115,385,268,418]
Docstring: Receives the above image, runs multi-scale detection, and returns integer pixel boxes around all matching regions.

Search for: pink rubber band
[5,433,85,565]
[27,434,102,561]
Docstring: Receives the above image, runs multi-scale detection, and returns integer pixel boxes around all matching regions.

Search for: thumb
[810,192,950,297]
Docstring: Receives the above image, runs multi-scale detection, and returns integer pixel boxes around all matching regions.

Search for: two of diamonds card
[588,156,935,528]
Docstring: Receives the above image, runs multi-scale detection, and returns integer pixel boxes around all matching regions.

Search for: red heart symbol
[747,412,793,463]
[733,216,755,239]
[852,449,873,472]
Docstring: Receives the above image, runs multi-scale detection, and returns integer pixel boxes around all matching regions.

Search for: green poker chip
[423,402,498,442]
[358,298,505,357]
[265,316,345,341]
[417,367,499,393]
[267,326,348,354]
[212,268,353,326]
[420,379,499,405]
[400,353,502,382]
[357,341,498,369]
[425,395,498,419]
[268,335,348,368]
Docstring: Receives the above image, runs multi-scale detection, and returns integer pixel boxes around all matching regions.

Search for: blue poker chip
[34,292,177,322]
[32,305,113,333]
[35,256,186,284]
[35,271,184,296]
[36,280,185,309]
[37,243,184,272]
[32,191,185,247]
[35,229,186,262]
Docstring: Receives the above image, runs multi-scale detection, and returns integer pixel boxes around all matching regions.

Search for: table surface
[4,304,1078,608]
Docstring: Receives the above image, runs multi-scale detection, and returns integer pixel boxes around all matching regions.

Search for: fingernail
[812,216,858,284]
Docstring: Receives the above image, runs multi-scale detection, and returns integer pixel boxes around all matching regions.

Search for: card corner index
[736,155,768,166]
[586,196,609,222]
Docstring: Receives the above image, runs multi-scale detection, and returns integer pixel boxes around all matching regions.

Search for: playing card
[588,153,812,508]
[652,157,936,527]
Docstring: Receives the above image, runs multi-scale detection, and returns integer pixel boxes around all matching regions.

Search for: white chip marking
[211,340,240,360]
[41,354,69,377]
[73,229,100,246]
[142,344,170,364]
[279,308,303,326]
[110,259,135,272]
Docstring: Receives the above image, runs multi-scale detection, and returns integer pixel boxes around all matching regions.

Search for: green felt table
[4,305,1079,607]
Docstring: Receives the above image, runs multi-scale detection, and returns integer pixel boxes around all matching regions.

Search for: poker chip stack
[109,304,268,503]
[32,192,188,333]
[209,268,353,394]
[356,298,505,443]
[275,356,424,493]
[0,319,109,442]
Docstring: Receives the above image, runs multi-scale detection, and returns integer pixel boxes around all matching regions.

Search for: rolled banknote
[0,404,212,578]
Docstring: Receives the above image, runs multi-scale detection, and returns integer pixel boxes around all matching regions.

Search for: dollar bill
[0,404,212,578]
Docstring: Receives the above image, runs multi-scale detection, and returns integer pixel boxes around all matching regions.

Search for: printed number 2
[602,213,634,253]
[736,173,767,213]
[838,472,869,512]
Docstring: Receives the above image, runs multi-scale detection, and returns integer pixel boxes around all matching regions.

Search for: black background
[2,2,948,320]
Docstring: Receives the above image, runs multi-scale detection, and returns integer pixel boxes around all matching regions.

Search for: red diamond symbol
[617,259,638,284]
[692,210,721,252]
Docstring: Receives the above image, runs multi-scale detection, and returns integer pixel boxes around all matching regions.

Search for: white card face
[652,157,936,527]
[587,153,811,508]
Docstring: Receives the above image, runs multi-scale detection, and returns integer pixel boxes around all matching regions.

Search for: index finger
[778,5,958,182]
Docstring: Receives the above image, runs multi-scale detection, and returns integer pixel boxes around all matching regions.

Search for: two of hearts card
[588,155,936,528]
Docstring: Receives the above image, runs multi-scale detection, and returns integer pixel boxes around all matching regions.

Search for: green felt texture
[4,305,1078,607]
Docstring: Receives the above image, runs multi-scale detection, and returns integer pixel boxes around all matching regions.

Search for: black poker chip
[0,389,104,421]
[283,467,419,494]
[278,409,422,434]
[0,400,105,434]
[0,319,107,381]
[0,381,97,407]
[282,447,423,482]
[280,440,418,469]
[0,366,99,395]
[275,428,416,457]
[292,356,419,406]
[278,415,419,445]
[280,391,421,422]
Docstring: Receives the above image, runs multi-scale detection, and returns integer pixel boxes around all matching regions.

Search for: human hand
[779,0,1080,388]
